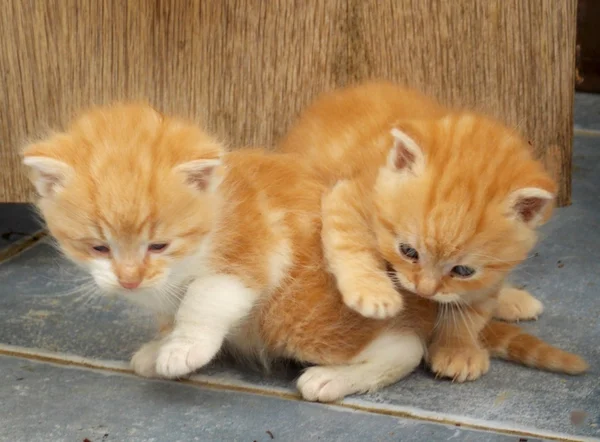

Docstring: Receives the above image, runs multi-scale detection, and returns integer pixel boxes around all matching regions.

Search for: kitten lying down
[23,103,587,403]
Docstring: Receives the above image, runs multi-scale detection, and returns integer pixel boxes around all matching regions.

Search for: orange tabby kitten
[279,82,566,381]
[23,103,586,404]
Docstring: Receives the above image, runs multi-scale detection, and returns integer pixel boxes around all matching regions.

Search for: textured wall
[0,0,576,204]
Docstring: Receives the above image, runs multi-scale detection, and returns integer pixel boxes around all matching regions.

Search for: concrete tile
[0,241,156,360]
[0,135,598,439]
[0,356,536,442]
[574,92,600,131]
[0,203,42,251]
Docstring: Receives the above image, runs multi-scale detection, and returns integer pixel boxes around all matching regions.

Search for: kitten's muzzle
[115,261,144,290]
[385,261,439,299]
[120,280,141,290]
[414,278,439,298]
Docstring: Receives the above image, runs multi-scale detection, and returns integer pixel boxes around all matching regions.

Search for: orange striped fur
[482,321,588,375]
[22,103,223,313]
[279,82,586,380]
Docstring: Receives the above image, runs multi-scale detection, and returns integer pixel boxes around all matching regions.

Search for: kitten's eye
[451,265,476,278]
[92,245,110,255]
[399,243,419,262]
[148,243,169,253]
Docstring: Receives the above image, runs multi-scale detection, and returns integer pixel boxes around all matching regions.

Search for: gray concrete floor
[1,94,599,442]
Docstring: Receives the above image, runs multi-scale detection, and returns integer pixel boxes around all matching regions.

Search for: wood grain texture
[1,0,576,205]
[348,0,577,205]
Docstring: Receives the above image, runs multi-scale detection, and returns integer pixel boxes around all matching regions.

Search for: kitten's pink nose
[416,278,439,298]
[116,262,143,290]
[120,280,141,290]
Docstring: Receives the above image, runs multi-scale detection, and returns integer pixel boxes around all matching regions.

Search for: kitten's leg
[155,275,257,378]
[493,285,543,322]
[156,313,175,333]
[428,299,495,382]
[297,331,423,402]
[131,314,174,378]
[132,338,168,378]
[322,181,403,319]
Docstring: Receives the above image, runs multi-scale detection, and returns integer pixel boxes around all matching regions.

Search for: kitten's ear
[386,128,425,175]
[175,158,222,192]
[22,154,74,198]
[507,187,555,227]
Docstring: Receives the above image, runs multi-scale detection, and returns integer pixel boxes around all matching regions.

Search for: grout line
[0,344,593,442]
[574,128,600,137]
[0,344,295,399]
[0,229,47,263]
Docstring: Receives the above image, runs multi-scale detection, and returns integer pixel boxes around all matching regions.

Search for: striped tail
[481,321,588,375]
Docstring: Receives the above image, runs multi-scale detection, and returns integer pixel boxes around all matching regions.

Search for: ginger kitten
[22,104,223,321]
[279,82,569,381]
[23,103,586,403]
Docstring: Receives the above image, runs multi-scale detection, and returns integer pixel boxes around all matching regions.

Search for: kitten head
[372,113,556,304]
[22,103,224,311]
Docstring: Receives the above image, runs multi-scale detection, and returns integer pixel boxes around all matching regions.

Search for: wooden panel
[349,0,577,205]
[1,0,577,205]
[0,0,347,202]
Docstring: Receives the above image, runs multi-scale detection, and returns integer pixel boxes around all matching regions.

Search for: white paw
[297,366,356,403]
[495,288,544,322]
[131,340,162,378]
[155,336,219,378]
[343,285,403,319]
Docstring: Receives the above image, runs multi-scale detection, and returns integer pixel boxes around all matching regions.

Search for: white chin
[120,287,178,314]
[432,293,461,304]
[92,280,122,294]
[92,279,171,310]
[125,291,165,310]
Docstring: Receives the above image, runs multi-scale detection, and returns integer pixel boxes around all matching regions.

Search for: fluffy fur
[22,104,223,315]
[23,103,586,404]
[279,82,586,381]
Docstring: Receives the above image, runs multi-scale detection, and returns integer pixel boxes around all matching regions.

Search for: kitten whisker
[455,303,478,344]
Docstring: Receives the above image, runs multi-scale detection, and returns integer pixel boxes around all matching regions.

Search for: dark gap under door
[577,0,600,92]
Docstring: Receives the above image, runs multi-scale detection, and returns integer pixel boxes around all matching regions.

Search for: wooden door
[0,1,577,205]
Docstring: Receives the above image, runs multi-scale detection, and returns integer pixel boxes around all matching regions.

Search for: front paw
[131,340,163,378]
[494,287,543,322]
[342,282,404,319]
[429,345,490,382]
[297,366,351,403]
[155,336,220,378]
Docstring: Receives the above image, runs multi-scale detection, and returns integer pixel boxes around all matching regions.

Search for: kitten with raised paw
[279,82,576,382]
